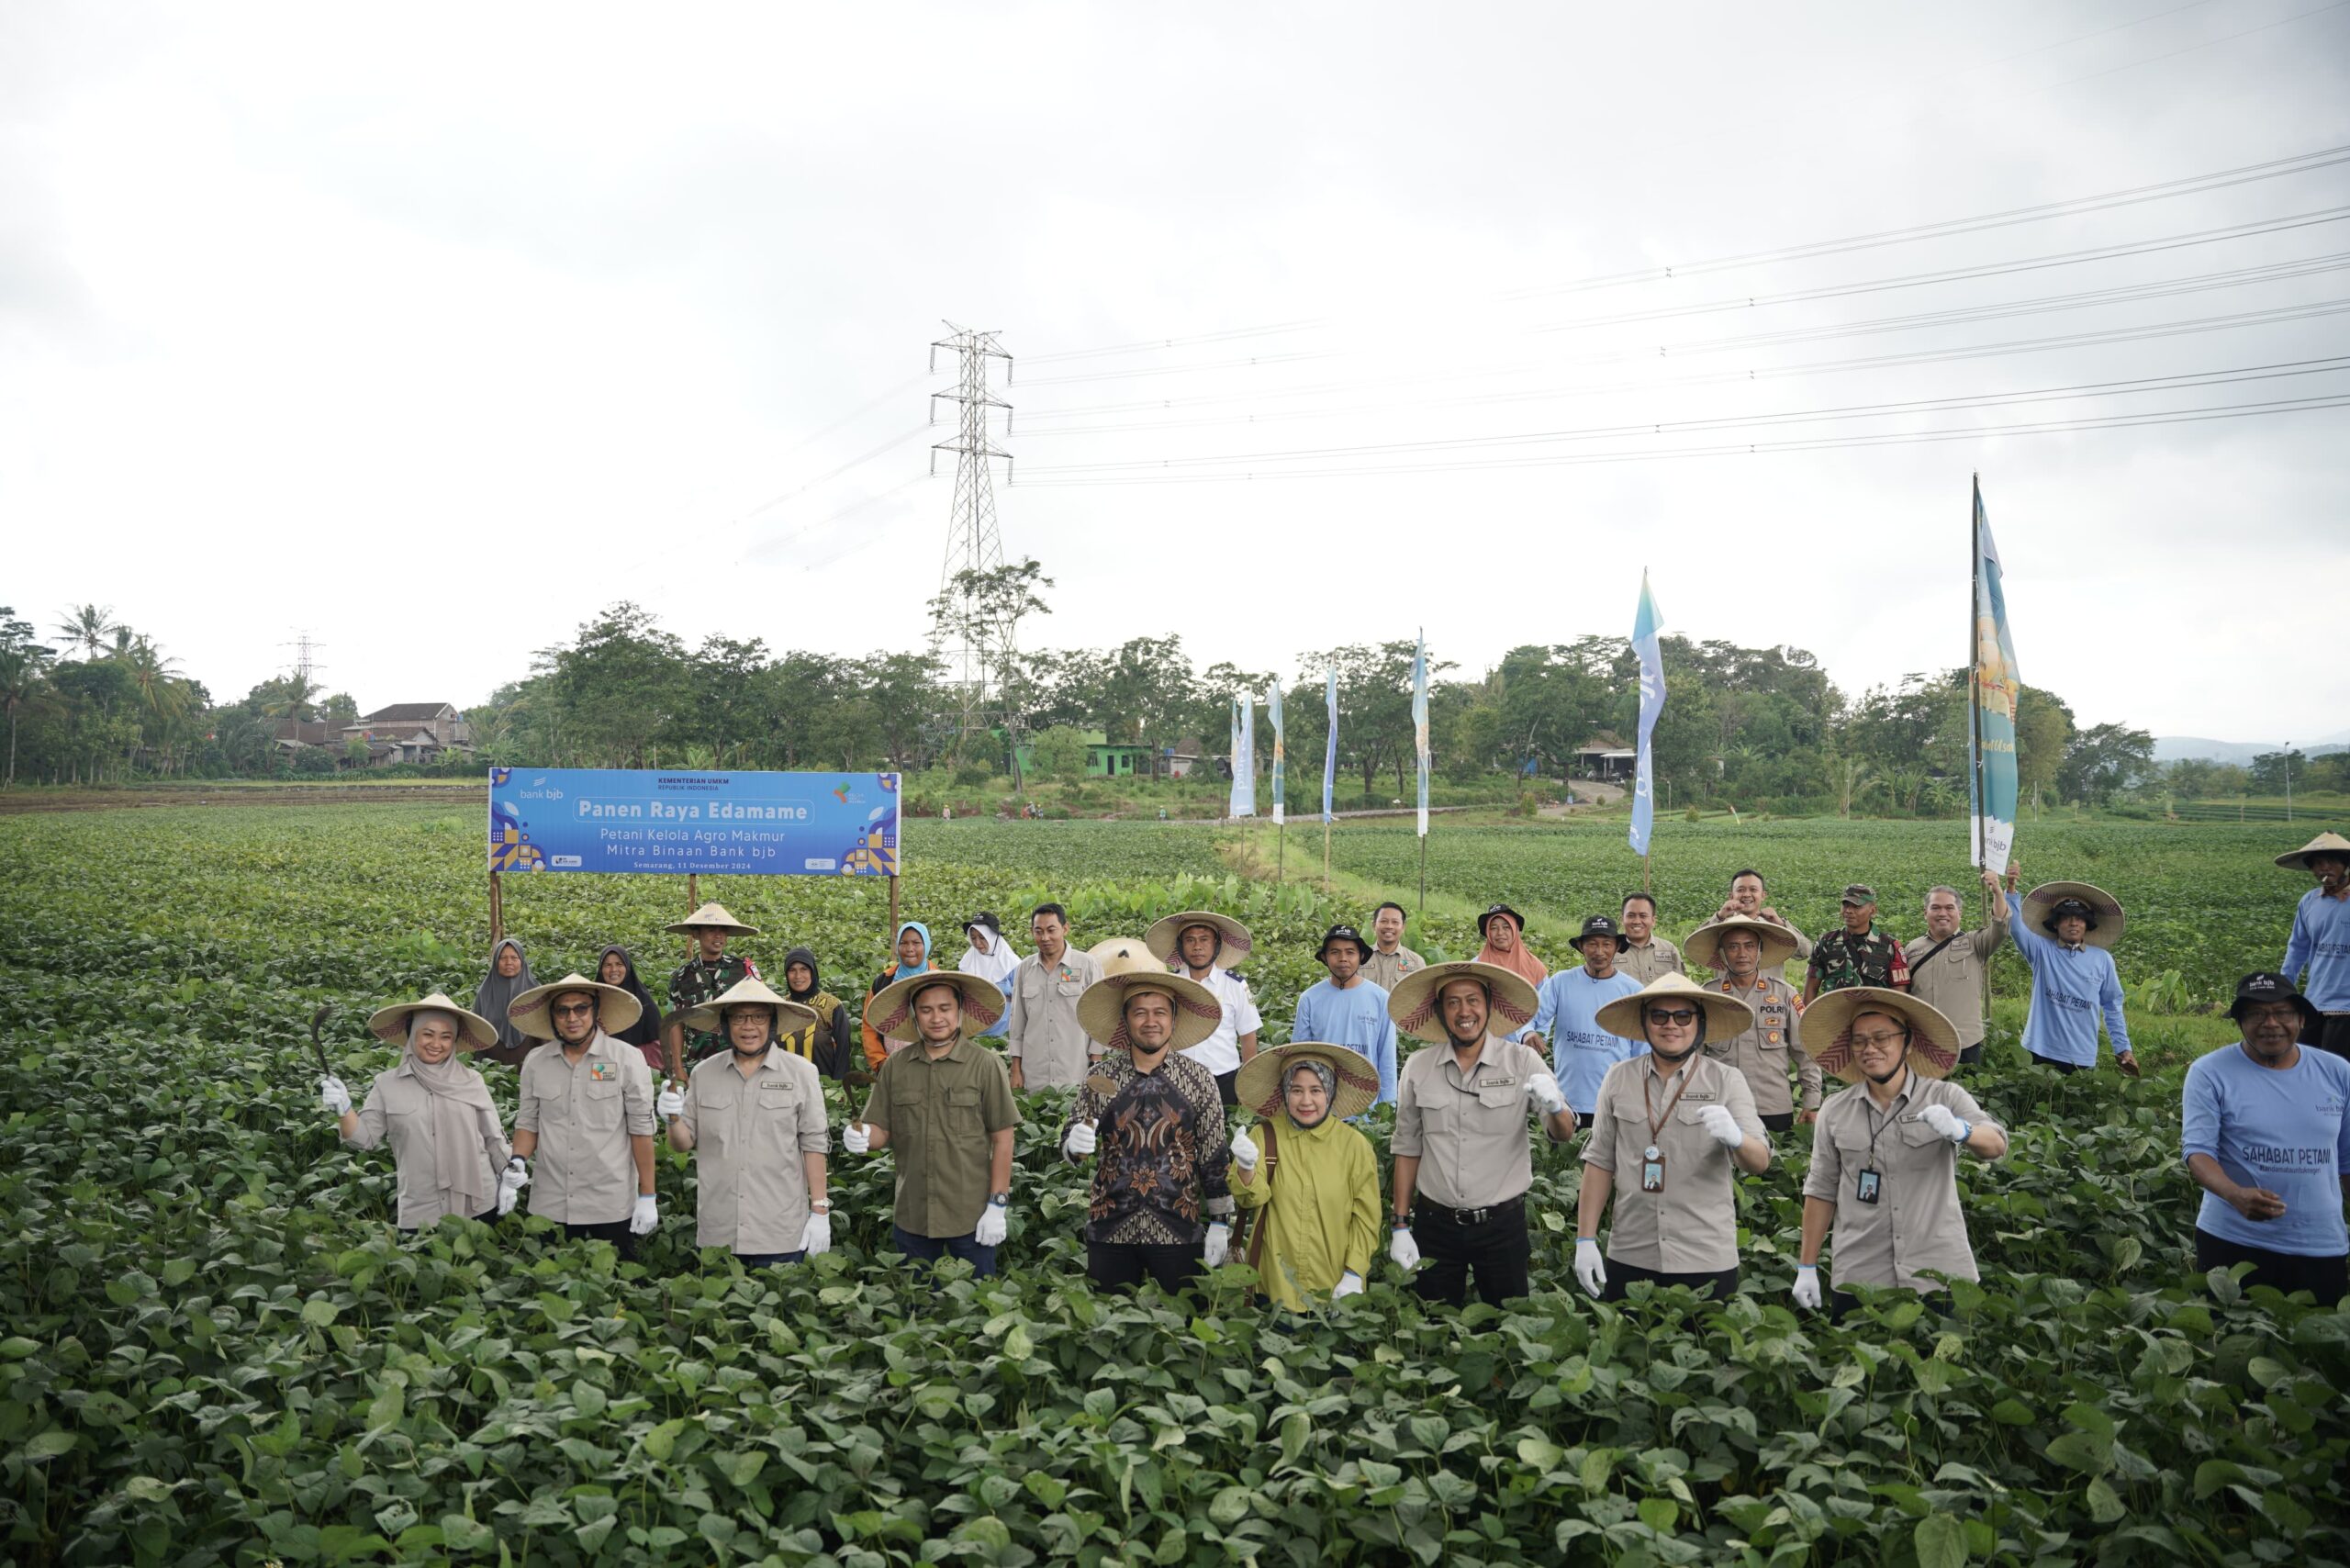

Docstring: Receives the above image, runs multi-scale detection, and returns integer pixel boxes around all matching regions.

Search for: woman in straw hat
[1575,974,1769,1302]
[664,902,761,1070]
[504,972,661,1256]
[655,977,834,1266]
[319,994,513,1231]
[1982,863,2137,1077]
[1225,1042,1382,1310]
[1062,959,1235,1294]
[1793,987,2007,1316]
[2277,831,2350,1058]
[1145,909,1263,1108]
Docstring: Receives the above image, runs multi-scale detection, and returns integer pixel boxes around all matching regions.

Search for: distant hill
[2155,736,2347,764]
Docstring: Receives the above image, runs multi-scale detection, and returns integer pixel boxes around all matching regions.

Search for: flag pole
[1971,475,1993,1041]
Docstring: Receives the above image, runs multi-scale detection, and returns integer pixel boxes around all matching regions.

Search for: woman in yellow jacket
[1227,1042,1383,1310]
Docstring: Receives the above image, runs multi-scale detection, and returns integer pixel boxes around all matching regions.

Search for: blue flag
[1412,633,1430,838]
[1268,682,1286,826]
[1970,479,2021,873]
[1629,572,1665,857]
[1229,695,1255,819]
[1322,666,1338,823]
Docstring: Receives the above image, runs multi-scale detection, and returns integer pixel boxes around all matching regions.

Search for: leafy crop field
[1,803,2344,1565]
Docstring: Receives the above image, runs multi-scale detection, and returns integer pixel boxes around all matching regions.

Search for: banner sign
[488,767,900,876]
[1412,633,1431,838]
[1268,683,1286,826]
[1969,480,2022,874]
[1628,572,1665,858]
[1227,697,1257,818]
[1322,666,1338,823]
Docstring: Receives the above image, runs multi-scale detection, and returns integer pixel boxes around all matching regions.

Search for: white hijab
[957,924,1022,986]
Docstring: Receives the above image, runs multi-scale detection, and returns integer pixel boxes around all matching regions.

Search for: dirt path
[0,786,477,815]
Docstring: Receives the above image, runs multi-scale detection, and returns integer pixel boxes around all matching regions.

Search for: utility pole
[928,323,1016,773]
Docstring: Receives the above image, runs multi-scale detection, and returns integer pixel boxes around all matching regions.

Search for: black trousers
[1088,1240,1200,1294]
[2028,1054,2082,1076]
[1413,1199,1529,1308]
[1602,1259,1740,1303]
[565,1218,639,1261]
[1956,1041,1985,1067]
[1759,1112,1795,1133]
[2300,1013,2350,1061]
[1214,1069,1239,1108]
[2195,1227,2347,1306]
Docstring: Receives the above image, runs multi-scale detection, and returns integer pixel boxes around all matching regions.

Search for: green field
[1,803,2344,1565]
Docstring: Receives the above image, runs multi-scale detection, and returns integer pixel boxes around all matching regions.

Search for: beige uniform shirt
[1391,1036,1565,1211]
[1903,921,2004,1049]
[514,1031,656,1225]
[344,1064,511,1228]
[680,1048,828,1254]
[1702,973,1820,1115]
[1583,1053,1764,1272]
[1006,948,1103,1088]
[1804,1074,1998,1291]
[1363,946,1427,993]
[1619,938,1684,986]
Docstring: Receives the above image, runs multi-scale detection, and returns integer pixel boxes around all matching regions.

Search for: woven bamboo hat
[862,969,1005,1041]
[2020,881,2123,947]
[677,975,818,1039]
[367,991,499,1051]
[1386,960,1539,1045]
[1234,1041,1380,1124]
[1088,935,1161,975]
[1144,910,1255,966]
[1076,966,1224,1052]
[1803,986,1962,1081]
[506,973,644,1041]
[1594,971,1756,1044]
[2276,831,2350,870]
[1682,914,1799,973]
[665,902,760,936]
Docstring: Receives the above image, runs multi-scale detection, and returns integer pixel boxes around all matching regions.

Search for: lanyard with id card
[1639,1066,1697,1193]
[1857,1098,1904,1205]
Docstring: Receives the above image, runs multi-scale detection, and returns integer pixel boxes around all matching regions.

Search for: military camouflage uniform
[1806,927,1909,996]
[669,953,759,1067]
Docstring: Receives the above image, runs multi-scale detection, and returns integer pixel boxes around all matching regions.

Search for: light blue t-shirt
[2006,892,2132,1067]
[2281,886,2350,1013]
[1292,978,1398,1105]
[1516,966,1644,1113]
[2181,1043,2350,1258]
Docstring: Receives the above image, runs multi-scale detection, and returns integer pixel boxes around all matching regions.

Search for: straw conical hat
[1234,1041,1380,1124]
[1594,971,1757,1045]
[367,991,499,1051]
[1077,968,1224,1052]
[862,969,1005,1041]
[1802,986,1961,1081]
[665,902,759,935]
[1682,914,1799,973]
[1386,960,1539,1044]
[506,973,644,1041]
[1144,910,1255,965]
[2276,831,2350,870]
[2020,881,2123,947]
[1087,935,1158,975]
[677,975,819,1039]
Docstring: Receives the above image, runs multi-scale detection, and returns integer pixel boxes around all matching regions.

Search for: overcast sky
[6,2,2347,743]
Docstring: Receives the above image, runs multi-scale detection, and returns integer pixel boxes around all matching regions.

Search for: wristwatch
[990,1193,1011,1207]
[810,1200,832,1215]
[1391,1213,1412,1230]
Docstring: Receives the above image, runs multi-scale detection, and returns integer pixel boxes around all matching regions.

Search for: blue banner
[487,767,900,876]
[1228,697,1256,818]
[1269,683,1286,826]
[1322,665,1338,823]
[1412,633,1430,838]
[1629,573,1665,858]
[1970,479,2021,874]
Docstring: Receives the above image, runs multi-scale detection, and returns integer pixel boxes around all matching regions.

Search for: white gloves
[800,1211,832,1257]
[1388,1226,1420,1271]
[1524,1071,1567,1115]
[1203,1222,1230,1268]
[629,1193,658,1236]
[974,1201,1008,1247]
[1574,1238,1607,1297]
[1332,1270,1364,1299]
[319,1075,352,1116]
[496,1158,529,1217]
[655,1085,685,1120]
[842,1122,871,1155]
[1792,1265,1822,1310]
[1065,1120,1098,1158]
[1919,1103,1970,1144]
[1697,1103,1745,1148]
[1229,1126,1260,1171]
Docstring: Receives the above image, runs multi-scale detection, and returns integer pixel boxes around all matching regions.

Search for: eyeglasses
[1851,1030,1908,1049]
[1646,1007,1698,1025]
[551,1002,597,1019]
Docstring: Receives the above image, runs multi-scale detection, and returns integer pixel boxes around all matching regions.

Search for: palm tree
[55,604,118,662]
[121,636,188,774]
[263,671,320,723]
[0,643,51,790]
[1830,753,1878,819]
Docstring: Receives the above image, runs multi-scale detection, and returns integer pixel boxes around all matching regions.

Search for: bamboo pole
[488,869,503,943]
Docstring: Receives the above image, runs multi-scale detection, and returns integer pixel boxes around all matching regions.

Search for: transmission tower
[927,323,1016,766]
[282,631,326,688]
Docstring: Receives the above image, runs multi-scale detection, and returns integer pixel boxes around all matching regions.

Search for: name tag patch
[589,1061,616,1081]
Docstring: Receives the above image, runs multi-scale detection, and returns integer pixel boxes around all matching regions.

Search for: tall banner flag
[1228,695,1256,818]
[1628,571,1665,858]
[1322,666,1339,823]
[1412,633,1431,838]
[1969,478,2021,874]
[1268,683,1287,826]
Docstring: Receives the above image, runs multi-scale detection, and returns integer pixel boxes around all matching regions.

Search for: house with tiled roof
[340,702,471,766]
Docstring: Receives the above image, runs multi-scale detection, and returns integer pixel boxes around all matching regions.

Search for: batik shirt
[1071,1052,1234,1246]
[669,953,757,1066]
[1807,927,1909,995]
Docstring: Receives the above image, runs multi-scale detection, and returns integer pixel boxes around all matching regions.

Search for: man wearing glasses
[1793,987,2007,1316]
[505,972,662,1258]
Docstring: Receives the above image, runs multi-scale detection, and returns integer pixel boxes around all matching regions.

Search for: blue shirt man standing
[1986,866,2137,1077]
[2277,832,2350,1061]
[1293,924,1398,1106]
[1515,914,1643,1118]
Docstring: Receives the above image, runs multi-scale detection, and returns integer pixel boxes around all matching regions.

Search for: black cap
[2043,898,2098,934]
[1317,924,1373,962]
[1572,914,1629,953]
[2230,971,2316,1024]
[964,912,1002,935]
[1477,903,1527,937]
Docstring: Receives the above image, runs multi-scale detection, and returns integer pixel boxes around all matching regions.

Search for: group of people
[318,830,2350,1307]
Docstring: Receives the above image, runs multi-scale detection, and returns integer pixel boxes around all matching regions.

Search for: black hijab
[598,946,662,1048]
